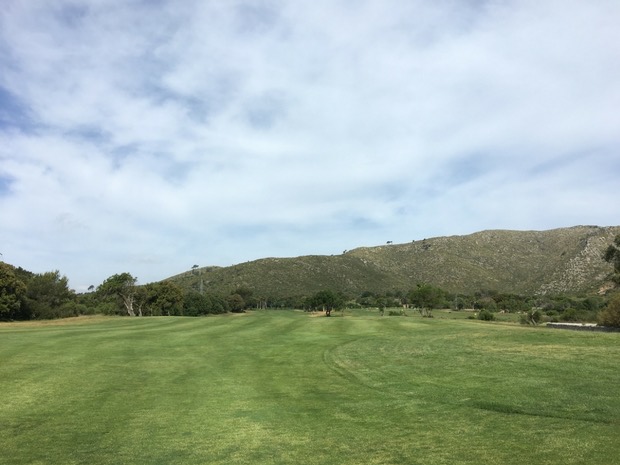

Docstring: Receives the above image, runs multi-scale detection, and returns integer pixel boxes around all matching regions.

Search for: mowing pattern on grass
[1,312,619,465]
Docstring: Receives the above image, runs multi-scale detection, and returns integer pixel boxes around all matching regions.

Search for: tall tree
[97,273,138,316]
[0,262,27,320]
[23,270,74,319]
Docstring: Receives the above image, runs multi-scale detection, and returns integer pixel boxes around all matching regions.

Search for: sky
[1,0,619,291]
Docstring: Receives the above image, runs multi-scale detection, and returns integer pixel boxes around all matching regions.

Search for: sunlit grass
[1,311,618,464]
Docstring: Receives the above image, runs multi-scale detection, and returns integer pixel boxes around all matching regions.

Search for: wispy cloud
[1,0,619,290]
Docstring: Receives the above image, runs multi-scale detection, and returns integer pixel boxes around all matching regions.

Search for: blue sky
[1,0,619,291]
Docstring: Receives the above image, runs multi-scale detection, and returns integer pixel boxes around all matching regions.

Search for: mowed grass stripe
[1,312,619,465]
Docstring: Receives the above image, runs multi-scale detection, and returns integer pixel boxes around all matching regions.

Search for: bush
[560,308,579,322]
[598,293,620,327]
[477,309,495,321]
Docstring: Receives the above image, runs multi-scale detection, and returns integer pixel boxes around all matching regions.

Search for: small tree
[520,308,543,325]
[408,283,444,317]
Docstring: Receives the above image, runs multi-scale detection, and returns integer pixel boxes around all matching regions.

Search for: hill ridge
[169,225,620,297]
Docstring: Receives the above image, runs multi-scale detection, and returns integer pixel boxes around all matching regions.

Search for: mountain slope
[168,226,619,297]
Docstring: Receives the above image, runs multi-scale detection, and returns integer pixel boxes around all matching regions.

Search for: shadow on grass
[471,401,616,425]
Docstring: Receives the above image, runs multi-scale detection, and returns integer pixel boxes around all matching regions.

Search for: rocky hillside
[168,226,619,298]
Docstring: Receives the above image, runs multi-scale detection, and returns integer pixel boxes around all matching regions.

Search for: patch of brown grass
[0,315,113,329]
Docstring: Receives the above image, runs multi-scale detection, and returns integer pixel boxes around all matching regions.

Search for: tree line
[2,233,619,325]
[0,265,248,320]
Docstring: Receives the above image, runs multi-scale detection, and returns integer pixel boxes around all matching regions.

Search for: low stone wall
[546,323,620,333]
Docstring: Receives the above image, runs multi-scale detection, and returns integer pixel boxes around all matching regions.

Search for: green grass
[1,312,619,465]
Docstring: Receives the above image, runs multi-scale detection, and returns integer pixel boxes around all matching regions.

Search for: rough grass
[1,311,618,465]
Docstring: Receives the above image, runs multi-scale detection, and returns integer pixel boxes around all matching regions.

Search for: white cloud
[1,0,619,290]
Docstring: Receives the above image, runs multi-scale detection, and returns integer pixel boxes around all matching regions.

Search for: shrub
[520,309,543,325]
[598,293,620,328]
[477,309,495,321]
[560,308,579,322]
[97,301,121,316]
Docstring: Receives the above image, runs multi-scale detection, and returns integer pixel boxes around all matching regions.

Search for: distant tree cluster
[1,263,82,320]
[304,290,346,316]
[0,263,255,321]
[349,284,609,324]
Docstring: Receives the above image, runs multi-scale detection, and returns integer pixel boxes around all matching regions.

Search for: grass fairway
[1,312,619,465]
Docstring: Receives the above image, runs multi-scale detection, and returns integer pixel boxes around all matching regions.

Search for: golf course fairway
[1,310,618,465]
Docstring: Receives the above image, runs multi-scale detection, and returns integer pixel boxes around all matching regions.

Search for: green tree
[23,270,74,319]
[97,273,138,316]
[408,284,445,317]
[598,293,620,327]
[233,287,254,306]
[210,294,229,314]
[0,262,27,320]
[604,234,620,284]
[356,291,378,308]
[184,292,210,316]
[183,292,229,316]
[226,293,246,313]
[140,281,184,316]
[310,290,344,316]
